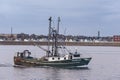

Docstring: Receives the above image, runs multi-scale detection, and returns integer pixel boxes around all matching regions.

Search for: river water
[0,45,120,80]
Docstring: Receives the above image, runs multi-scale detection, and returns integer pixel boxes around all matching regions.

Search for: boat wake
[36,66,89,70]
[0,63,13,67]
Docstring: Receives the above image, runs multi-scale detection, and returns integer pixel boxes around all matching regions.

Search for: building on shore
[113,35,120,42]
[0,34,17,40]
[0,33,114,42]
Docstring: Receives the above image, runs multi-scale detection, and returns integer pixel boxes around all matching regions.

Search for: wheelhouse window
[73,54,80,57]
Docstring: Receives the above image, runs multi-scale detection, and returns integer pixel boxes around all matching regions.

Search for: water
[0,45,120,80]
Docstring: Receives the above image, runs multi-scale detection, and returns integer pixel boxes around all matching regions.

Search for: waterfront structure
[113,35,120,42]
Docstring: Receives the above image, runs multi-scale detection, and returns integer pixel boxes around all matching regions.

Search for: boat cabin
[47,52,81,61]
[47,55,69,61]
[68,51,81,60]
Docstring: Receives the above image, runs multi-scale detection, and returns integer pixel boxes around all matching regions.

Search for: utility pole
[11,27,13,40]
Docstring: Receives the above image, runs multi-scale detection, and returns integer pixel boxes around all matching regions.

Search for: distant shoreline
[0,41,120,46]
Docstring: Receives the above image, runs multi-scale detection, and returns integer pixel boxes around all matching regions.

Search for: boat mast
[57,17,60,34]
[48,17,61,57]
[48,17,52,57]
[53,17,60,57]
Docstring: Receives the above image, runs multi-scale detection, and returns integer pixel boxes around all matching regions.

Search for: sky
[0,0,120,36]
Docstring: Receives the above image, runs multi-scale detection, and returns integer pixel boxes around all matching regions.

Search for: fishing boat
[14,17,92,68]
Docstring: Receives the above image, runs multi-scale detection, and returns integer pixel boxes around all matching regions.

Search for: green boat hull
[14,57,92,68]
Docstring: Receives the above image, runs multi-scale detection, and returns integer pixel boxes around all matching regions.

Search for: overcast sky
[0,0,120,36]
